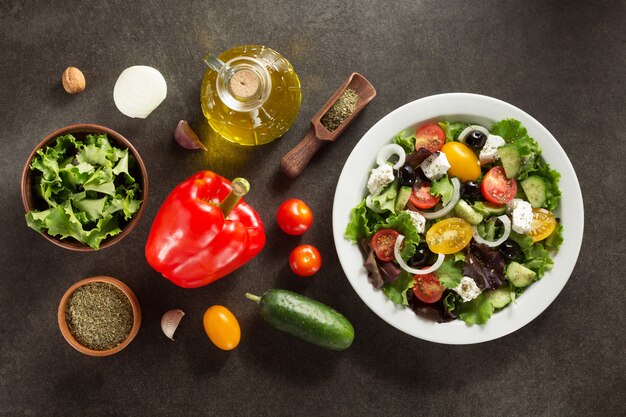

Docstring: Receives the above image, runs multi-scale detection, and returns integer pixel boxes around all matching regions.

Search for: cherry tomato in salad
[412,273,445,303]
[425,217,473,254]
[528,208,557,242]
[203,305,241,351]
[409,182,440,209]
[370,229,400,261]
[276,199,313,235]
[440,141,481,182]
[481,166,517,204]
[289,244,322,276]
[414,123,445,153]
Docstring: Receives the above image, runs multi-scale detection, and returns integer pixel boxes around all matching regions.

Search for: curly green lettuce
[25,133,142,249]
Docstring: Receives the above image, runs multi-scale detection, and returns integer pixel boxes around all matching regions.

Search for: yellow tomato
[441,142,481,182]
[528,208,557,242]
[203,305,241,351]
[425,217,473,254]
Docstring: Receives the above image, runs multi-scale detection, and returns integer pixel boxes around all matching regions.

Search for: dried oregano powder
[320,88,358,132]
[65,282,133,350]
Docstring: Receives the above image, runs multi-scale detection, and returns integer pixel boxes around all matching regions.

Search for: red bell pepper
[145,171,265,288]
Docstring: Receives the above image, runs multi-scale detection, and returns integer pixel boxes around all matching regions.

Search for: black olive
[499,239,525,262]
[397,165,417,186]
[465,130,487,149]
[408,243,436,268]
[461,181,481,201]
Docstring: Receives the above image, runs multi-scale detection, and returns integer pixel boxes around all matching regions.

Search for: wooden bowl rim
[57,276,141,357]
[21,123,149,251]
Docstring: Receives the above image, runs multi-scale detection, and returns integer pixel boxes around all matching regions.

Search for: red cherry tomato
[289,245,322,276]
[414,123,445,152]
[412,273,445,304]
[409,182,440,209]
[370,229,400,261]
[277,199,313,235]
[481,166,518,204]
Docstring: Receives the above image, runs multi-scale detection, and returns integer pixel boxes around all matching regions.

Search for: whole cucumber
[245,289,354,351]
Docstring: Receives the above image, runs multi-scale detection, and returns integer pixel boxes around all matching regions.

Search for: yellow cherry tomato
[528,208,557,242]
[441,142,481,182]
[203,305,241,351]
[425,217,473,254]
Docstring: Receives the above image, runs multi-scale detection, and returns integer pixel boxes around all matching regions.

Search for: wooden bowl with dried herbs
[58,276,141,356]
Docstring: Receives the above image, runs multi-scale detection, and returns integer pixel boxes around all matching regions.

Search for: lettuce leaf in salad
[374,210,421,258]
[438,122,469,143]
[382,271,415,305]
[429,175,454,205]
[435,256,464,289]
[345,199,384,242]
[455,293,495,325]
[525,159,562,211]
[507,232,554,279]
[544,223,564,251]
[393,131,416,153]
[369,181,399,213]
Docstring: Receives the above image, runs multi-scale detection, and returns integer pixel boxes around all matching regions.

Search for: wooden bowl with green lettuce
[21,124,148,251]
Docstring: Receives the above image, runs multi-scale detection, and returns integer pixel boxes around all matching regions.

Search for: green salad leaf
[507,232,554,279]
[430,175,454,205]
[25,134,142,249]
[369,181,399,213]
[393,131,416,153]
[382,271,415,305]
[435,256,464,289]
[438,122,469,143]
[456,293,495,325]
[345,200,384,242]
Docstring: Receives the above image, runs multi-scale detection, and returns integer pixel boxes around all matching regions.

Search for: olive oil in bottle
[200,45,302,146]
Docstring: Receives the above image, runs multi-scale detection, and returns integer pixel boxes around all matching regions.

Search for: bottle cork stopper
[229,69,260,99]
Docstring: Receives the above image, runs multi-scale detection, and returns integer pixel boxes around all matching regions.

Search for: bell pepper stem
[218,178,250,218]
[245,293,261,303]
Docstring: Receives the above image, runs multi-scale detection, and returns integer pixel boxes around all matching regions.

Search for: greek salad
[345,119,563,325]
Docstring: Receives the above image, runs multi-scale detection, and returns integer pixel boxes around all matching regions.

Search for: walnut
[62,67,86,94]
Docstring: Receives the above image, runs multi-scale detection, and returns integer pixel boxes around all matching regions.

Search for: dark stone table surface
[1,1,624,416]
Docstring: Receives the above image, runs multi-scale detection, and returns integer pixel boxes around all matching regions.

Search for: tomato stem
[219,178,250,218]
[245,293,261,303]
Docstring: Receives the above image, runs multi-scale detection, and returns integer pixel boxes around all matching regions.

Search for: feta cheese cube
[367,164,395,196]
[420,152,450,180]
[507,198,533,234]
[404,210,426,233]
[479,134,506,165]
[454,276,482,302]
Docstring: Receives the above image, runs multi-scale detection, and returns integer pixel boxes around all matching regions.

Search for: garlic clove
[174,120,207,151]
[161,309,185,340]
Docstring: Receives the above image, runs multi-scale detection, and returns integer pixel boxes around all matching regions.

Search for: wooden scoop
[280,72,376,178]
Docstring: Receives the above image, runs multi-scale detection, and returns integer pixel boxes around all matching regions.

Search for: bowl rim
[57,276,141,356]
[21,123,149,251]
[332,92,584,344]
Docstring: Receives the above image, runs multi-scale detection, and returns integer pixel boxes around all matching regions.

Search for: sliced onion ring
[416,177,461,220]
[458,125,490,143]
[114,65,167,118]
[376,144,406,170]
[471,215,511,247]
[394,235,445,275]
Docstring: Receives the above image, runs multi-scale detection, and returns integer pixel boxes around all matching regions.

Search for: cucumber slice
[506,261,537,288]
[395,186,412,212]
[484,286,512,309]
[520,176,547,208]
[498,145,521,178]
[454,200,484,225]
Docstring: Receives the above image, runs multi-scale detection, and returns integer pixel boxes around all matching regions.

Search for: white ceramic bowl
[332,93,584,345]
